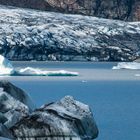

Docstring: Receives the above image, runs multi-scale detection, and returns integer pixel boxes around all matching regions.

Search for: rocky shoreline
[0,81,98,140]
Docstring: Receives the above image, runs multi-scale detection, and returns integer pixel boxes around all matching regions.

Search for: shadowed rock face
[0,0,139,21]
[0,81,98,139]
[0,81,35,111]
[0,5,140,61]
[0,81,35,139]
[12,96,98,140]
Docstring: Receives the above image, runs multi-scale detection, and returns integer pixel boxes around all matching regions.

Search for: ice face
[0,55,14,75]
[113,62,140,69]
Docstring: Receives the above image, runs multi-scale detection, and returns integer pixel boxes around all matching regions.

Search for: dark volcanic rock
[11,96,98,140]
[0,0,140,21]
[0,81,35,111]
[0,82,98,139]
[0,81,35,139]
[0,5,140,61]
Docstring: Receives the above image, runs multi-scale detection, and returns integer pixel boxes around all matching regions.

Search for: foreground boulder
[11,96,98,139]
[0,81,35,138]
[0,81,35,111]
[0,81,98,139]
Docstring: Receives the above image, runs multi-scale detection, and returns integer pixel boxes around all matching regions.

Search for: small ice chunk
[82,80,87,83]
[112,62,140,69]
[135,74,140,77]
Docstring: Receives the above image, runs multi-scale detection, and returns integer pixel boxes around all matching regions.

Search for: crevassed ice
[112,62,140,69]
[0,55,78,76]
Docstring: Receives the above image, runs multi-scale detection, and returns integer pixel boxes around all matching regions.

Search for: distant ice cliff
[0,5,140,61]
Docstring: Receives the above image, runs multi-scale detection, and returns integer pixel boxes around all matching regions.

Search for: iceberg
[135,74,140,77]
[18,67,79,76]
[112,62,140,69]
[0,55,14,75]
[0,55,78,76]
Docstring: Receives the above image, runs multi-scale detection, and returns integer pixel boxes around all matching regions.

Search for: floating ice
[0,55,14,75]
[112,62,140,69]
[0,55,78,76]
[18,67,79,76]
[135,74,140,77]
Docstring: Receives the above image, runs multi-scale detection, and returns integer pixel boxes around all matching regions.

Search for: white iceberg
[112,62,140,69]
[0,55,78,76]
[0,55,14,75]
[135,74,140,77]
[18,67,79,76]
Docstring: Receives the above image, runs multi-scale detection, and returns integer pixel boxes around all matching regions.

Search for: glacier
[0,5,139,61]
[0,55,78,76]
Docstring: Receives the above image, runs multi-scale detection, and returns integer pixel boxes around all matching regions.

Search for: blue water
[13,80,140,140]
[12,61,116,69]
[2,62,140,140]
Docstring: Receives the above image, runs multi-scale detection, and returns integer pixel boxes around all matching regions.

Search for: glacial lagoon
[0,61,140,140]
